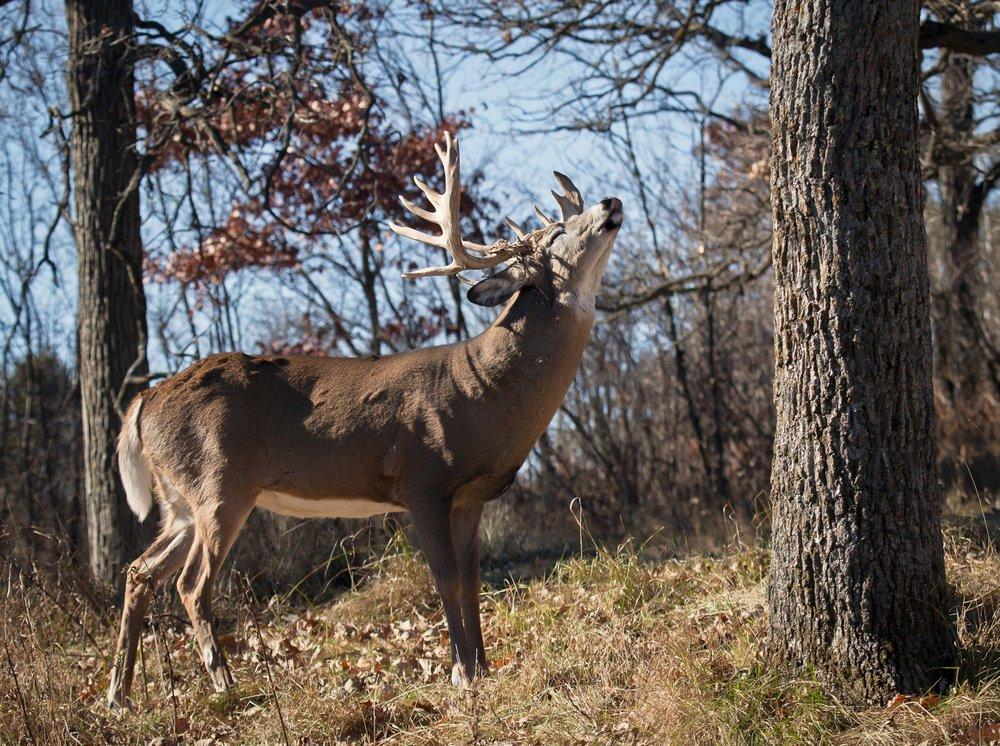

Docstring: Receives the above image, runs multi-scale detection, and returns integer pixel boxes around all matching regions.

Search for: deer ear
[467,263,537,307]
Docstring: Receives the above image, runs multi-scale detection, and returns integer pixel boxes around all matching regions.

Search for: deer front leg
[409,499,475,686]
[452,500,487,675]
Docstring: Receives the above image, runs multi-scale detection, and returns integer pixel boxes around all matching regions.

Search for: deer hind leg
[176,495,253,693]
[107,494,194,709]
[409,498,475,687]
[452,500,487,675]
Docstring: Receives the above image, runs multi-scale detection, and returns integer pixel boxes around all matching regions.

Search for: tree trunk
[930,3,1000,465]
[66,0,148,586]
[359,221,382,356]
[768,0,954,702]
[935,26,979,409]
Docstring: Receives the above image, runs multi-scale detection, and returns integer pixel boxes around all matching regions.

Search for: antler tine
[399,195,434,222]
[551,171,584,220]
[534,204,554,226]
[389,133,513,279]
[505,216,526,239]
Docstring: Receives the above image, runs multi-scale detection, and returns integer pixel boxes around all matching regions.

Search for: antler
[532,171,583,225]
[389,133,516,279]
[550,171,584,220]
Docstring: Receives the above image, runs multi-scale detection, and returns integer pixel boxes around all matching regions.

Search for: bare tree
[921,1,1000,477]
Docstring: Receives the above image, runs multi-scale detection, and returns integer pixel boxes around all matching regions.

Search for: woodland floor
[5,514,1000,744]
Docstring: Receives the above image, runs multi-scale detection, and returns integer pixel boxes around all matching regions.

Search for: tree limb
[920,20,1000,56]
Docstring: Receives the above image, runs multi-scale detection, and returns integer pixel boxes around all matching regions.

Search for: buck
[106,133,624,708]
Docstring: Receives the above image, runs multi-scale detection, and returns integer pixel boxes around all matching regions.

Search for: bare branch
[920,19,1000,56]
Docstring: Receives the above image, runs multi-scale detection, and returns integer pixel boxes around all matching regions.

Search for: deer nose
[600,197,623,212]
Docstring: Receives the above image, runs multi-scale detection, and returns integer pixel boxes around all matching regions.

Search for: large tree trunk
[768,0,954,702]
[66,0,148,586]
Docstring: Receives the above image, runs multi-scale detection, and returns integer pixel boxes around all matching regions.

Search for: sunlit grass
[3,523,1000,743]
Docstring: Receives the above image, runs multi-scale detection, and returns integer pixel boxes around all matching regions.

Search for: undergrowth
[3,525,1000,744]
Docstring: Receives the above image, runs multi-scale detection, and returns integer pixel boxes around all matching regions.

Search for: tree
[921,2,1000,472]
[66,0,149,585]
[767,0,954,700]
[1,352,82,567]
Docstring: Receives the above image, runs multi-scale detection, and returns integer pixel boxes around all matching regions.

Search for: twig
[240,574,291,746]
[150,608,180,733]
[2,630,34,743]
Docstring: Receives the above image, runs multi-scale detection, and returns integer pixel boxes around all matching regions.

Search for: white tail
[117,396,152,522]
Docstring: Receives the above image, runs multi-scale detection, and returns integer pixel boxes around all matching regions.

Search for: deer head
[388,133,623,312]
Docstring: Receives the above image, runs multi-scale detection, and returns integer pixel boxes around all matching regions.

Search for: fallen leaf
[886,694,909,711]
[918,694,941,709]
[492,655,514,670]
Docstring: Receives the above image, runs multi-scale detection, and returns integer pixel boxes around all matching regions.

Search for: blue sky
[0,0,772,369]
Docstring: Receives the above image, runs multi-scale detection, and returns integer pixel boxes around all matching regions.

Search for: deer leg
[107,515,194,709]
[452,500,487,675]
[409,500,475,686]
[176,500,251,693]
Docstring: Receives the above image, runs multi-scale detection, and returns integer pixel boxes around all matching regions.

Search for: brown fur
[141,292,588,501]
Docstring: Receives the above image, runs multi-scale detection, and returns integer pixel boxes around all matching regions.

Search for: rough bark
[768,0,954,702]
[66,0,148,586]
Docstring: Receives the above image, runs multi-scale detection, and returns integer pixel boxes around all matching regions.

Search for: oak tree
[767,0,954,700]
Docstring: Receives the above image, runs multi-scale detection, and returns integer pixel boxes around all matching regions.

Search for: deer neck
[456,288,594,410]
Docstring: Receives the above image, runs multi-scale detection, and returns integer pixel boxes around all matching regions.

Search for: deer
[106,133,624,708]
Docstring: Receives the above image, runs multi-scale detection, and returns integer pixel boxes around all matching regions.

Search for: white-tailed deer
[107,133,623,708]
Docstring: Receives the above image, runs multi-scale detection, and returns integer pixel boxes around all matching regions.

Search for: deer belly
[256,490,405,519]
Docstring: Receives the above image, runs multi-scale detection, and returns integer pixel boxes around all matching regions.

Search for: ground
[4,520,1000,744]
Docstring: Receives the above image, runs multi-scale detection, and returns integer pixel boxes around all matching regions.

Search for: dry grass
[4,526,1000,744]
